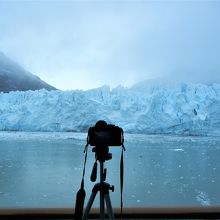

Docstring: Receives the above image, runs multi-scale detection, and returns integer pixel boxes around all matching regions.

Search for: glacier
[0,82,220,136]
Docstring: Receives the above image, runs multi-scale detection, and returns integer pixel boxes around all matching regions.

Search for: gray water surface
[0,132,219,208]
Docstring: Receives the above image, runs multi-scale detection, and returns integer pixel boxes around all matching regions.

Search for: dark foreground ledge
[0,207,220,219]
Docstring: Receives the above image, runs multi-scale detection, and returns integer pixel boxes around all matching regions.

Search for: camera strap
[120,130,126,218]
[82,138,89,180]
[79,137,89,190]
[74,139,89,220]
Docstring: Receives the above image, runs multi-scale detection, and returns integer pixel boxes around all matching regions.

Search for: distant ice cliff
[0,83,220,136]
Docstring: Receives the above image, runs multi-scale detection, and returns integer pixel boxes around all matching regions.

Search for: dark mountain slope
[0,52,56,92]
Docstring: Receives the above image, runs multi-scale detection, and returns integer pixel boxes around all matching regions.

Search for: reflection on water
[0,132,219,208]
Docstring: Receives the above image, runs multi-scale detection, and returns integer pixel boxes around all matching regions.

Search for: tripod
[82,146,115,220]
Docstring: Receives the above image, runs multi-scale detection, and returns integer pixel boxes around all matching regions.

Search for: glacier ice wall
[0,83,220,136]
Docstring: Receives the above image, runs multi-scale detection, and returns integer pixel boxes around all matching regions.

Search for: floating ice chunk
[171,148,184,152]
[196,191,211,206]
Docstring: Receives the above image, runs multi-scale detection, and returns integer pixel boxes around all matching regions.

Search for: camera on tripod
[88,120,124,147]
[75,120,125,220]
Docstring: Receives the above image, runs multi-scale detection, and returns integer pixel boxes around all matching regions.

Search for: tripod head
[90,145,112,183]
[92,145,112,162]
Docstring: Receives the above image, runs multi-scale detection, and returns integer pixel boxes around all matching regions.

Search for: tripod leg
[100,190,105,220]
[82,191,97,220]
[104,194,114,220]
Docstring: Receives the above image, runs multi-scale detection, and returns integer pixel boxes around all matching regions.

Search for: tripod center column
[100,161,104,183]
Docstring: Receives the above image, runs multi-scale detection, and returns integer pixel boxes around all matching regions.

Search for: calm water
[0,132,219,208]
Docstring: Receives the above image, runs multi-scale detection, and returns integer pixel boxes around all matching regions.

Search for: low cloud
[0,1,220,90]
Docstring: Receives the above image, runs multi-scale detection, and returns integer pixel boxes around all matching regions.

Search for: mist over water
[0,132,219,208]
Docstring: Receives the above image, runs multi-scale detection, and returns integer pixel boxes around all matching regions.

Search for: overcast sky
[0,1,220,90]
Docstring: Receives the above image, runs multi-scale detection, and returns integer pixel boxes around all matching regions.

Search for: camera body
[88,120,123,147]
